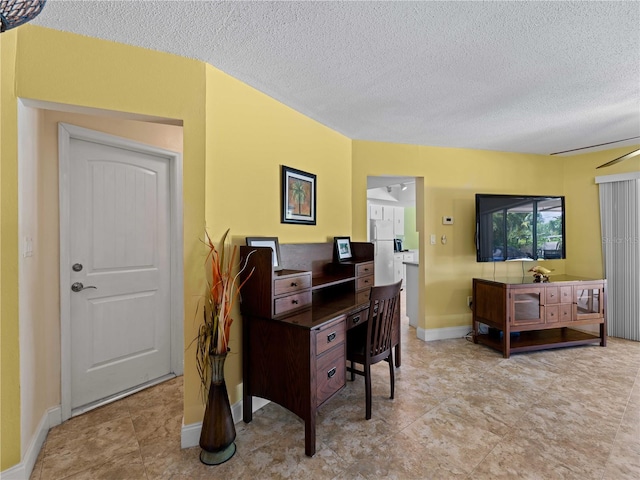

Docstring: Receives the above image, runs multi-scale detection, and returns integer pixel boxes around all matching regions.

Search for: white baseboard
[181,397,271,449]
[1,406,62,480]
[417,325,471,342]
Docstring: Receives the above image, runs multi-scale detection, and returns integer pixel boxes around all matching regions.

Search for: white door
[67,131,172,411]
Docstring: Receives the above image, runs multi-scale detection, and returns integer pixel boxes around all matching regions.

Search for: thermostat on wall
[442,216,454,225]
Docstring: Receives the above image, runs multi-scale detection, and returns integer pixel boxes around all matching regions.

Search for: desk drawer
[274,273,311,296]
[356,262,374,277]
[274,291,311,315]
[315,317,346,356]
[356,289,372,304]
[356,274,374,291]
[316,344,345,406]
[346,308,369,330]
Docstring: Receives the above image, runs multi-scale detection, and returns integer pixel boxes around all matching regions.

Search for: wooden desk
[240,242,400,457]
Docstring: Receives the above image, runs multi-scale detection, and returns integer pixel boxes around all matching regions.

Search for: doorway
[58,123,184,419]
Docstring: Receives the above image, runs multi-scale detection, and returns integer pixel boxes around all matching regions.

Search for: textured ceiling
[32,0,640,155]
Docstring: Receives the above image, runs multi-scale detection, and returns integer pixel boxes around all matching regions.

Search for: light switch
[430,234,436,245]
[23,236,33,257]
[441,235,447,245]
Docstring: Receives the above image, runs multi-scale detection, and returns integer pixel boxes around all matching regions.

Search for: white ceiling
[32,1,640,155]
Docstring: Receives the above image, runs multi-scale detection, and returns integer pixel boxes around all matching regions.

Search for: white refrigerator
[370,220,395,285]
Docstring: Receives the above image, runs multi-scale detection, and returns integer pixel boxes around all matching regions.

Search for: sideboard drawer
[356,262,374,277]
[545,287,560,305]
[356,274,374,291]
[545,305,560,323]
[315,317,346,356]
[316,344,345,406]
[559,303,573,322]
[274,291,312,316]
[274,273,311,296]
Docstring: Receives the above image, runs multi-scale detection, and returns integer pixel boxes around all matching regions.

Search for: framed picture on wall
[281,165,316,225]
[246,237,283,271]
[334,236,352,261]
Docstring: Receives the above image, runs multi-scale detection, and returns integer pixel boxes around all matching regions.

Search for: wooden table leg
[304,415,316,457]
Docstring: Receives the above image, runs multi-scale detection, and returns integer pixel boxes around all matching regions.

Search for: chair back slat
[366,281,402,363]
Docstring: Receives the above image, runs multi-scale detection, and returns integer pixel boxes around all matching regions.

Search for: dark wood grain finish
[315,317,346,356]
[274,274,312,296]
[241,241,399,457]
[316,343,346,405]
[472,277,607,358]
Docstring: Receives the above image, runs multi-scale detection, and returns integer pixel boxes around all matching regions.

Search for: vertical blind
[597,173,640,341]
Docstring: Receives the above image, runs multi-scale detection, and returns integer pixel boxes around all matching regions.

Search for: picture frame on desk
[246,237,283,271]
[281,165,316,225]
[334,236,353,261]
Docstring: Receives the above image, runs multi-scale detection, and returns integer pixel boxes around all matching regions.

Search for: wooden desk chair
[346,280,402,420]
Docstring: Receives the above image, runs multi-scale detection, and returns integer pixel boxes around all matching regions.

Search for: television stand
[472,276,606,358]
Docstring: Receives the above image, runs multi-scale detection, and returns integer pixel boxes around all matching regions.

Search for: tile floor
[31,311,640,479]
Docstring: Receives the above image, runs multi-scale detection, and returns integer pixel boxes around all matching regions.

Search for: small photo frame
[246,237,283,271]
[334,236,352,261]
[281,165,316,225]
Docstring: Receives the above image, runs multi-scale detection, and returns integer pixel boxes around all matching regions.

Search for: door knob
[71,282,97,292]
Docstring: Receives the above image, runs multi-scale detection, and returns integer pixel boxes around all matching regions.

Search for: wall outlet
[467,296,473,307]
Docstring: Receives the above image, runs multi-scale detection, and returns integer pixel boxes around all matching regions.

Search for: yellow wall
[181,66,352,423]
[1,28,22,470]
[352,141,568,330]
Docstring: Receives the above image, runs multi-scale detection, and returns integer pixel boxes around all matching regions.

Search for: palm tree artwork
[289,178,310,215]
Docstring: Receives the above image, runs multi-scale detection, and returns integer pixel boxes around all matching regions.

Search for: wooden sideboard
[239,241,400,457]
[472,276,607,358]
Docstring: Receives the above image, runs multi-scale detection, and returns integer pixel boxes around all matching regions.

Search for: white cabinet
[393,207,405,236]
[381,206,404,236]
[393,253,404,285]
[382,206,395,222]
[370,204,383,220]
[393,251,415,288]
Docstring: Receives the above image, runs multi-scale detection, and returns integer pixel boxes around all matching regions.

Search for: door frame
[58,123,184,421]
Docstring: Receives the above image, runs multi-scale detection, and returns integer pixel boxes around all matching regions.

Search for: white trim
[0,406,61,480]
[181,397,271,448]
[416,325,471,342]
[58,123,184,421]
[595,171,640,184]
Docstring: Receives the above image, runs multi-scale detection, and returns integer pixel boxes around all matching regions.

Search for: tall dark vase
[199,352,236,465]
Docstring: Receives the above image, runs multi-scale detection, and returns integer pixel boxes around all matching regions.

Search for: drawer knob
[327,332,336,343]
[291,282,298,287]
[364,279,370,284]
[352,315,360,325]
[292,299,299,305]
[327,367,337,379]
[550,293,555,297]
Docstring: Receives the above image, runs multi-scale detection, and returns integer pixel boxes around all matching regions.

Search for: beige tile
[471,430,606,479]
[41,416,140,479]
[26,317,640,480]
[338,430,468,480]
[62,451,147,480]
[401,404,502,474]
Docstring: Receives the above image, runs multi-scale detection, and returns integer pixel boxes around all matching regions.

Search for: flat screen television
[475,194,566,262]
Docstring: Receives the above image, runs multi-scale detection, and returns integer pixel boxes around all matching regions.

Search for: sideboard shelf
[474,327,602,356]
